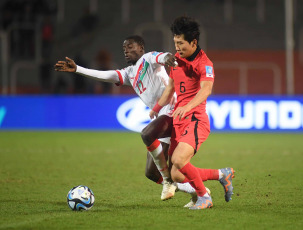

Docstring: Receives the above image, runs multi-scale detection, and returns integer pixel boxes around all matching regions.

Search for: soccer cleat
[189,195,213,210]
[183,187,211,208]
[161,180,177,200]
[219,167,235,202]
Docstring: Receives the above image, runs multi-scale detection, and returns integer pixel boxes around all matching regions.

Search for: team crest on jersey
[132,58,149,94]
[138,59,149,80]
[205,66,214,78]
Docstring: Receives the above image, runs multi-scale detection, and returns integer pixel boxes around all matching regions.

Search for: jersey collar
[186,46,201,62]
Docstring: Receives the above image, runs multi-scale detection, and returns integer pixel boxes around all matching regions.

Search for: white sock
[218,169,223,180]
[203,192,210,198]
[177,182,196,194]
[148,142,170,180]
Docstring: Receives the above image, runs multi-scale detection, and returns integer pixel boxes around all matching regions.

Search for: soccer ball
[67,185,95,211]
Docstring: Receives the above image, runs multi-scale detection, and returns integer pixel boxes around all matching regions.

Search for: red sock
[179,163,207,196]
[147,139,161,151]
[196,168,219,181]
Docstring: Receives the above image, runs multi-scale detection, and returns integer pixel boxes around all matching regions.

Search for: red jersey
[169,48,215,119]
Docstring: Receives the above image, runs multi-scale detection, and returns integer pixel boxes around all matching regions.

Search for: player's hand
[149,110,159,119]
[164,54,178,67]
[172,105,190,121]
[54,57,77,72]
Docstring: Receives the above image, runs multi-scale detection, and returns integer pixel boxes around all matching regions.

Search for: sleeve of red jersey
[200,60,215,82]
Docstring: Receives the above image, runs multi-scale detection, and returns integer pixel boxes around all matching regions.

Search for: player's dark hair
[170,16,200,43]
[125,35,145,49]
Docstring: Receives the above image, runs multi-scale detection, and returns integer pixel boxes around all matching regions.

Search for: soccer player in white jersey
[55,36,212,205]
[55,35,181,201]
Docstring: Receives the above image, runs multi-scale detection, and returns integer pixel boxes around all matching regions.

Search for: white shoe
[161,180,177,200]
[206,187,211,195]
[183,187,211,208]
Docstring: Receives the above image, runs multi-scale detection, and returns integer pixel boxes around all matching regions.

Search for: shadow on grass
[4,199,183,214]
[4,200,70,214]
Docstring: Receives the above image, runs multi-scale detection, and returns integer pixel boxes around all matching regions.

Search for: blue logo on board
[116,98,150,132]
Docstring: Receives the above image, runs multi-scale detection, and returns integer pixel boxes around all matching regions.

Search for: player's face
[173,34,197,58]
[123,40,143,65]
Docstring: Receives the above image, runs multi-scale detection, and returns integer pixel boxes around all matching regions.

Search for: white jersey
[76,51,175,117]
[116,51,174,116]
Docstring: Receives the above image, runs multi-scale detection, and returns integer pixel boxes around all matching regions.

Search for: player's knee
[141,128,153,146]
[171,156,184,170]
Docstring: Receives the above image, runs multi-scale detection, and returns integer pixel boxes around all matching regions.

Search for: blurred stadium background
[1,2,302,229]
[0,0,302,131]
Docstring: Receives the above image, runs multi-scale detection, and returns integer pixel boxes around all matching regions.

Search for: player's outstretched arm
[54,57,77,72]
[54,57,121,84]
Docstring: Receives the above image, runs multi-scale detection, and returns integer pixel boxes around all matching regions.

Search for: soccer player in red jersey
[150,16,235,209]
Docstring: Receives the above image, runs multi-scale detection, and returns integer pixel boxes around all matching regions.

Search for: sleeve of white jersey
[147,51,171,66]
[115,67,131,86]
[76,65,130,86]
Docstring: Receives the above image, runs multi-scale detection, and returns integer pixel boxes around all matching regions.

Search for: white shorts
[158,98,175,118]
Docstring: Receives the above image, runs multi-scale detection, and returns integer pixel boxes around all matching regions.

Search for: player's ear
[191,39,198,48]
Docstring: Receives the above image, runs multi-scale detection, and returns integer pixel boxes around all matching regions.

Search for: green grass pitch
[0,132,302,230]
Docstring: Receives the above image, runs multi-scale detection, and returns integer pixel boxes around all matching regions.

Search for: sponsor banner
[0,96,132,130]
[0,96,302,131]
[207,96,303,131]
